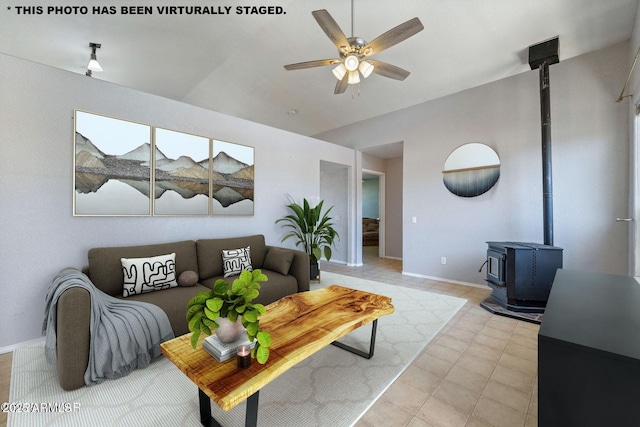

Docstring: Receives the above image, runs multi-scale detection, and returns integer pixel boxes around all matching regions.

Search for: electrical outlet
[441,257,447,265]
[412,216,417,224]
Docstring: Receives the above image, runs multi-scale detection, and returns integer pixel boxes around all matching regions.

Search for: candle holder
[237,345,251,369]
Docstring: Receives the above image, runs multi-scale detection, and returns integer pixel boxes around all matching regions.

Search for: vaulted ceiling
[1,0,637,138]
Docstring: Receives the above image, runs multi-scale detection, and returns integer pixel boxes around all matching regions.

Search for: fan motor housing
[343,37,367,56]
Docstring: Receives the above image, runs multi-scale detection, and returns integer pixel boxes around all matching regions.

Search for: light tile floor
[323,246,538,427]
[0,247,538,427]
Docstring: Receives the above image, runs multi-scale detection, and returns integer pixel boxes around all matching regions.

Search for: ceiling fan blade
[368,60,411,81]
[312,9,350,53]
[334,73,349,94]
[362,17,424,56]
[284,59,341,71]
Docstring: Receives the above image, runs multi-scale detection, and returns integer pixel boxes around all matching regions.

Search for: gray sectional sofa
[55,234,309,390]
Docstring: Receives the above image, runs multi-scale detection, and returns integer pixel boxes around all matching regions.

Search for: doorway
[359,142,404,265]
[362,170,385,260]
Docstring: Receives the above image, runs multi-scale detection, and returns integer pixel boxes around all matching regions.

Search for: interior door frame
[362,169,386,258]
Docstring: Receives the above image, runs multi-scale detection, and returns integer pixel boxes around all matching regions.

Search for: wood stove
[485,242,562,313]
[481,38,564,316]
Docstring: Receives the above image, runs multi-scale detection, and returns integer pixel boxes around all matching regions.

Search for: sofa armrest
[56,287,91,391]
[267,246,309,293]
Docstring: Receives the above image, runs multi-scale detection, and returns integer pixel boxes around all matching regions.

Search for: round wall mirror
[443,143,500,197]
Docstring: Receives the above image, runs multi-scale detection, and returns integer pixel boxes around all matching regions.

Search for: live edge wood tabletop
[160,285,394,412]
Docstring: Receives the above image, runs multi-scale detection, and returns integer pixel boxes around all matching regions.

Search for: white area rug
[9,272,466,427]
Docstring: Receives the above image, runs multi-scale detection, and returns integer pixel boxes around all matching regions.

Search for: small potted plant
[186,269,272,364]
[276,197,339,280]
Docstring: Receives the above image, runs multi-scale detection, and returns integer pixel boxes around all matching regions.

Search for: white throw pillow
[121,253,178,297]
[221,246,252,278]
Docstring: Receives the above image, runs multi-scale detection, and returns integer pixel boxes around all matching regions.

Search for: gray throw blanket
[42,268,174,386]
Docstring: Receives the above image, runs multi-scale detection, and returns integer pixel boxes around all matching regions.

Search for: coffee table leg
[199,388,260,427]
[245,391,259,427]
[331,319,378,359]
[199,388,221,427]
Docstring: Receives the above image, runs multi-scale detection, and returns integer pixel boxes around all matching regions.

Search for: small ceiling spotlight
[85,42,102,77]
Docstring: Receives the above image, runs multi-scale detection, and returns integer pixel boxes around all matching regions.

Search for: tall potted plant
[276,197,339,280]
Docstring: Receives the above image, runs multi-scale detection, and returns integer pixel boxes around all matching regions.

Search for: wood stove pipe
[529,37,559,246]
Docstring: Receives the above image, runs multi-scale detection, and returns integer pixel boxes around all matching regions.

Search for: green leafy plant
[186,269,272,364]
[275,197,339,264]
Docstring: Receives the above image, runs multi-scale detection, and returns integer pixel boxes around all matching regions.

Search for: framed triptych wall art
[74,111,152,216]
[153,128,210,216]
[73,110,255,216]
[212,139,254,216]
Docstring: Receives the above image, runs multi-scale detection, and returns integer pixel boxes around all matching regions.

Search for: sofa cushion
[253,270,298,305]
[119,284,211,336]
[196,235,267,280]
[221,246,253,278]
[120,253,178,297]
[88,240,198,297]
[177,270,199,287]
[263,247,294,276]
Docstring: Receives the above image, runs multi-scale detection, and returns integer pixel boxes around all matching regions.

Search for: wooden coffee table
[160,285,394,427]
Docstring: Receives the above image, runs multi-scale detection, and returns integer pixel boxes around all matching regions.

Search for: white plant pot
[215,317,245,343]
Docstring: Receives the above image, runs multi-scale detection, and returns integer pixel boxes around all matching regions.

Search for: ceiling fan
[284,3,424,94]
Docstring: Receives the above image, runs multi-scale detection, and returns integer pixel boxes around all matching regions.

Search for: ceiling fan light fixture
[332,63,347,80]
[359,60,374,78]
[344,54,359,72]
[283,8,424,95]
[348,70,360,85]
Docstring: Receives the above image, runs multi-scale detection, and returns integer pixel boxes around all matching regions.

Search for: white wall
[317,42,630,284]
[385,157,403,259]
[320,161,350,264]
[363,153,386,171]
[0,53,354,349]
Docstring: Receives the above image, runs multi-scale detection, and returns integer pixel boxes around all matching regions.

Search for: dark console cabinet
[539,269,640,426]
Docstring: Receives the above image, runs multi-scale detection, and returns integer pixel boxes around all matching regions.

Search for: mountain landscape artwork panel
[74,111,152,216]
[153,128,210,215]
[212,140,254,215]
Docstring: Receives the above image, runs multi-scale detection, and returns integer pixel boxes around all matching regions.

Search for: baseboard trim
[383,256,402,261]
[0,336,45,355]
[402,271,490,290]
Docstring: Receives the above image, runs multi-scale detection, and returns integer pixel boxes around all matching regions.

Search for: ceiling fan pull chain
[351,84,360,100]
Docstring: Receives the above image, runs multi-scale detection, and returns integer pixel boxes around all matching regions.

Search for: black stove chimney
[528,37,559,246]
